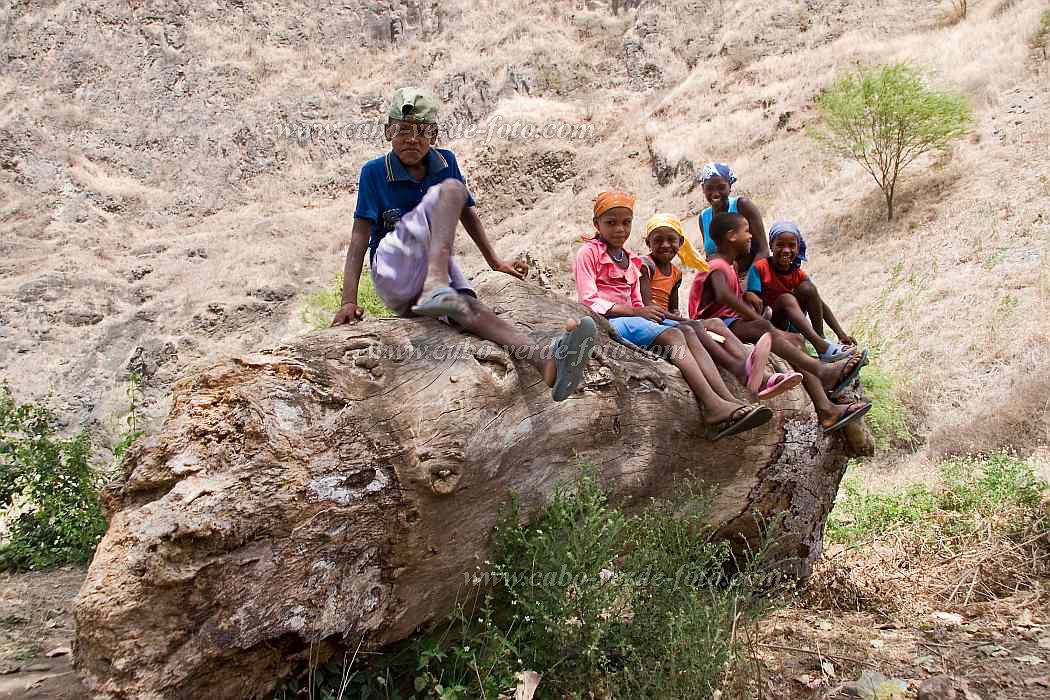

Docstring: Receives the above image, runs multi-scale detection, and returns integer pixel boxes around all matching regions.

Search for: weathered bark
[73,273,864,699]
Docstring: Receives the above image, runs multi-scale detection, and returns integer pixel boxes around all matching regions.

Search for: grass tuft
[300,273,393,330]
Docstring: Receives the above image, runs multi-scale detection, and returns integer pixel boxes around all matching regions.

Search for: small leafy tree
[811,64,973,220]
[0,385,107,570]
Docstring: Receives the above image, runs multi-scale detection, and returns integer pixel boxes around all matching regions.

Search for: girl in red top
[573,193,771,440]
[690,212,872,435]
[746,220,856,362]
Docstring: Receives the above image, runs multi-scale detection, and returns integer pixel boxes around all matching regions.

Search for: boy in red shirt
[689,212,871,434]
[747,220,855,362]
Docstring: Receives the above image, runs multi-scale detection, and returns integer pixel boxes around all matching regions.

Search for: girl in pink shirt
[573,191,771,441]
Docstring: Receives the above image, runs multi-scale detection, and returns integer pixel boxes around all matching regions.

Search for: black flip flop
[411,286,469,319]
[551,317,598,401]
[708,404,773,441]
[828,349,869,400]
[823,401,872,435]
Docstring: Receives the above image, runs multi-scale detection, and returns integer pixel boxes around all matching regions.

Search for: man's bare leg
[451,296,573,387]
[422,179,469,293]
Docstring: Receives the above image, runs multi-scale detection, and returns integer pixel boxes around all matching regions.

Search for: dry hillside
[1,0,1047,472]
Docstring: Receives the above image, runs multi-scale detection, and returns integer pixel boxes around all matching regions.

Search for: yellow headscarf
[644,213,709,272]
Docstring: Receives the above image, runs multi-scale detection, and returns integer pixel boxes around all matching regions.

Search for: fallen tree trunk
[74,272,865,699]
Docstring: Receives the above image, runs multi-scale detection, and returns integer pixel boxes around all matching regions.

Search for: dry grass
[805,452,1050,619]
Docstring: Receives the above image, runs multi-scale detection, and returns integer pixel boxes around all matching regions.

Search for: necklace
[609,248,626,263]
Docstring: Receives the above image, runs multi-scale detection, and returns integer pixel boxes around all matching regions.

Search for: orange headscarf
[581,191,636,242]
[593,191,635,219]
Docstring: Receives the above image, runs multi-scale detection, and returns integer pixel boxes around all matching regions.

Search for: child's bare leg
[650,327,744,424]
[730,320,863,393]
[451,296,562,386]
[795,281,827,338]
[799,371,868,428]
[772,293,831,354]
[696,318,753,380]
[422,179,469,292]
[678,325,737,403]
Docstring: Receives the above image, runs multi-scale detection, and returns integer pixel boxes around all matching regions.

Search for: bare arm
[738,197,770,260]
[332,218,373,325]
[459,206,525,279]
[639,260,655,306]
[668,277,681,314]
[822,300,855,345]
[709,269,763,321]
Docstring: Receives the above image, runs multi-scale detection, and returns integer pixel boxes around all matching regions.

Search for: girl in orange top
[640,213,800,400]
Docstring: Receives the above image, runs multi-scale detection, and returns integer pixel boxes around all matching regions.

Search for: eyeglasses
[386,123,439,140]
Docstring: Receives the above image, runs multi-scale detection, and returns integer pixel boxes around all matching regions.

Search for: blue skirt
[608,317,679,349]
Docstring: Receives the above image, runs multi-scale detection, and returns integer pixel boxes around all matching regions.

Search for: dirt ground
[3,567,1048,699]
[0,567,87,699]
[755,598,1050,699]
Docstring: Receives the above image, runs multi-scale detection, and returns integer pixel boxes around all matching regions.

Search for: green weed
[860,365,914,451]
[301,272,393,330]
[273,471,778,699]
[826,453,1047,545]
[1032,9,1050,53]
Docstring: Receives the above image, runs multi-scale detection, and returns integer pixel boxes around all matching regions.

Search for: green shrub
[0,385,107,570]
[301,273,393,330]
[810,64,973,219]
[826,453,1047,545]
[860,366,914,451]
[274,472,777,699]
[1033,9,1050,52]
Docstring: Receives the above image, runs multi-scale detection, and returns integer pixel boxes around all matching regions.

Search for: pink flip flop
[745,333,772,393]
[758,371,803,399]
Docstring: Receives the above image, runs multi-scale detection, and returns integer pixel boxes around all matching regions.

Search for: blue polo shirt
[354,148,476,262]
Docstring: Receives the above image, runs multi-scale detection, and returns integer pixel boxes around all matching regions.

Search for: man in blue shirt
[332,87,596,402]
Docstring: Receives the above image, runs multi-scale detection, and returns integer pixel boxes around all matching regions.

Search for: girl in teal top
[699,162,768,291]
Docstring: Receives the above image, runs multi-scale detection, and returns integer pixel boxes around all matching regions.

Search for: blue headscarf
[699,162,737,185]
[768,220,807,271]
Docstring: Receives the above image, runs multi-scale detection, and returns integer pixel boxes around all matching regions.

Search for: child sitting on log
[746,220,856,362]
[332,86,597,402]
[689,212,872,435]
[573,193,772,440]
[640,213,800,399]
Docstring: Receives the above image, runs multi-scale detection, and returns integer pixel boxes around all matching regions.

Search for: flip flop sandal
[823,401,873,435]
[745,333,773,393]
[819,342,854,363]
[551,317,598,402]
[828,349,869,400]
[707,404,773,441]
[411,286,469,319]
[757,371,803,400]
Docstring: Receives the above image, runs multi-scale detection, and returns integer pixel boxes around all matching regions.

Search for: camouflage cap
[387,87,440,124]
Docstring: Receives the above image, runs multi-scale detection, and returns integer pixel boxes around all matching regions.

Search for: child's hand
[636,305,667,323]
[331,302,364,326]
[492,259,527,280]
[838,334,857,347]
